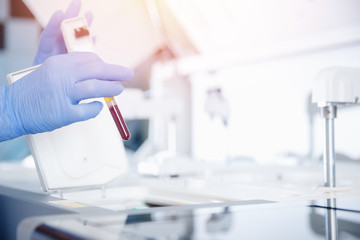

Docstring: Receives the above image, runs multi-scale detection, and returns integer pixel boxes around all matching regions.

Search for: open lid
[7,66,128,191]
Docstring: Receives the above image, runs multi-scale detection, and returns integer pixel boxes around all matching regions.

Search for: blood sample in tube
[104,97,131,141]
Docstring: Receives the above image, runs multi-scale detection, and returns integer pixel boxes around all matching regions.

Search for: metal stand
[321,105,338,240]
[326,199,338,240]
[321,105,337,188]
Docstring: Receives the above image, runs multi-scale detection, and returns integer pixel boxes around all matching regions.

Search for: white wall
[191,44,360,164]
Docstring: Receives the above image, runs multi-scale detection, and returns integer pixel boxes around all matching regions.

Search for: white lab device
[6,16,128,192]
[312,67,360,190]
[312,67,360,107]
[61,16,94,53]
[7,67,128,191]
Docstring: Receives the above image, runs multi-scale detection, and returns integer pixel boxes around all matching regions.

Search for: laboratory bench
[0,159,360,240]
[19,196,360,240]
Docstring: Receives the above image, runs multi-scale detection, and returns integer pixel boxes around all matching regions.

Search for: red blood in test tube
[108,105,131,141]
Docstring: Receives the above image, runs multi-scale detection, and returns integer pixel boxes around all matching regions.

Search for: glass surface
[33,197,360,240]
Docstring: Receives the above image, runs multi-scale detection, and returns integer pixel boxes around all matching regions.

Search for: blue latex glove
[34,0,93,65]
[0,52,134,142]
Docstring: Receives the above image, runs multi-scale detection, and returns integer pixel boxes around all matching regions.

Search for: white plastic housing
[61,16,94,53]
[312,67,360,106]
[7,60,127,192]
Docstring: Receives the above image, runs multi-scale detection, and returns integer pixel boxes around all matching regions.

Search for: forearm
[0,86,22,142]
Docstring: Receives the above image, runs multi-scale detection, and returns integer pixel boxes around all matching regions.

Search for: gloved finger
[68,51,102,63]
[85,11,93,26]
[64,0,81,19]
[41,10,64,37]
[71,80,124,102]
[38,10,65,52]
[75,61,135,83]
[41,52,101,70]
[74,101,103,122]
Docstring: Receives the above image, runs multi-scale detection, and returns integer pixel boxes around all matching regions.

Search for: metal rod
[325,198,338,240]
[322,105,337,188]
[321,105,338,240]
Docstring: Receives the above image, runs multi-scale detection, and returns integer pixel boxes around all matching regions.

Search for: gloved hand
[1,52,134,141]
[34,0,93,65]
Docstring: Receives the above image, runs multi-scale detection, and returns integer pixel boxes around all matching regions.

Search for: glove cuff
[0,86,23,141]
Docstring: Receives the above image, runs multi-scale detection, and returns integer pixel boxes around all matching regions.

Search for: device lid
[7,66,128,191]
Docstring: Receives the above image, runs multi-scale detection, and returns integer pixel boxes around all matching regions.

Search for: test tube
[104,97,131,141]
[61,17,131,140]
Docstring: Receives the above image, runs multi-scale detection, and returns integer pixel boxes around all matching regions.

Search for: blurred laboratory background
[0,0,37,160]
[1,1,360,239]
[1,0,360,181]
